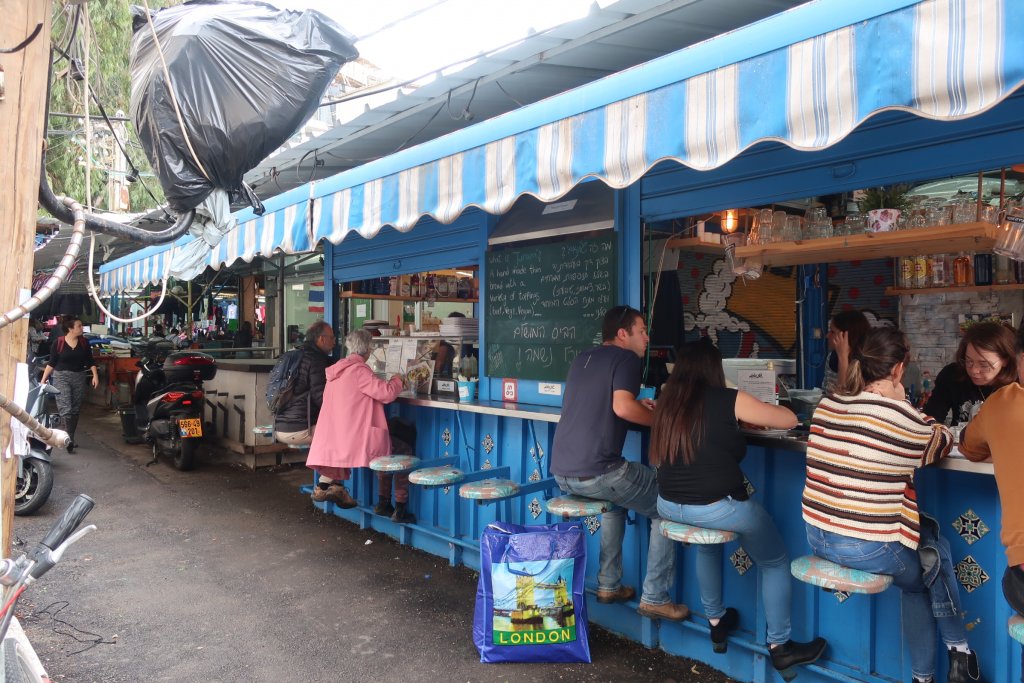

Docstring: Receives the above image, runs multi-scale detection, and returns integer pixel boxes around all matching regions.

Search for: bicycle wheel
[1,638,30,683]
[14,456,53,517]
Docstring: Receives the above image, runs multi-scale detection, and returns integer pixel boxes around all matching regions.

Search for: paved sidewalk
[12,404,735,683]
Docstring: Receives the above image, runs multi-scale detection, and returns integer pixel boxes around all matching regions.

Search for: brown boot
[637,601,690,621]
[596,585,636,604]
[323,484,357,509]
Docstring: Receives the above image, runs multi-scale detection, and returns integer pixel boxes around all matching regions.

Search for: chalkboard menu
[485,234,617,382]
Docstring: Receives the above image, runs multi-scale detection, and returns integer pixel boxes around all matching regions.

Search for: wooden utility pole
[0,1,52,554]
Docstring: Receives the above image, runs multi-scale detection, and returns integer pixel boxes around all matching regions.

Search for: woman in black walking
[40,316,98,453]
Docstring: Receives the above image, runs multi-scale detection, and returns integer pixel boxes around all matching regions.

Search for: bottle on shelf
[898,256,914,289]
[995,254,1013,285]
[929,253,948,287]
[974,253,993,286]
[410,272,421,297]
[912,254,928,288]
[952,252,972,286]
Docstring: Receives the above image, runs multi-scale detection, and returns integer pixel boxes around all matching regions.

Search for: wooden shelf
[885,283,1024,296]
[666,236,727,254]
[340,292,478,303]
[734,222,997,268]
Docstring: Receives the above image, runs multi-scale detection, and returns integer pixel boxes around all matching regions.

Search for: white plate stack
[440,316,478,338]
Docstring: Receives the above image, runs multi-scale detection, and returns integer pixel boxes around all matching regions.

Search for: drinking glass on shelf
[783,215,803,241]
[772,211,787,243]
[926,206,949,226]
[844,213,868,234]
[980,204,999,224]
[908,211,927,229]
[950,197,976,224]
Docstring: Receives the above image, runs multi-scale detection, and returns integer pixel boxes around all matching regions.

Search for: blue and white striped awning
[102,0,1024,293]
[310,0,1024,243]
[98,185,311,294]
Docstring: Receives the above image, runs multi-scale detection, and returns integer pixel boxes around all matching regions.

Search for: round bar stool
[458,478,520,500]
[660,520,738,545]
[409,466,465,486]
[1009,614,1024,644]
[790,555,893,594]
[545,494,615,519]
[369,455,421,472]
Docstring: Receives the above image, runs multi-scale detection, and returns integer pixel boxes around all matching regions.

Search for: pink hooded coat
[305,354,404,480]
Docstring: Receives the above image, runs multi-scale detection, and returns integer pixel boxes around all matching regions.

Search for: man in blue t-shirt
[551,306,688,622]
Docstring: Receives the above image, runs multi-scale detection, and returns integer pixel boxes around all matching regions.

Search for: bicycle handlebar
[38,494,95,552]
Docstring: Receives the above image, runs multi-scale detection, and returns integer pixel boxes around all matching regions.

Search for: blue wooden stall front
[305,2,1024,681]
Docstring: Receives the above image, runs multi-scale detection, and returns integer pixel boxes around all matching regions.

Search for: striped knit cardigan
[802,392,953,550]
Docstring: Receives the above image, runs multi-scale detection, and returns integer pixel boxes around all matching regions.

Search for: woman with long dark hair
[803,326,983,683]
[40,316,98,453]
[651,340,826,673]
[823,309,870,394]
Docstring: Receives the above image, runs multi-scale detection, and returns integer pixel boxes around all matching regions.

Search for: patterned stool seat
[459,478,521,500]
[790,555,894,594]
[253,424,274,437]
[660,521,738,545]
[409,466,465,486]
[287,444,310,450]
[546,495,615,519]
[369,455,421,472]
[1010,615,1024,644]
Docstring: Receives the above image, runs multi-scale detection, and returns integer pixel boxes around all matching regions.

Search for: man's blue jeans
[806,525,969,680]
[658,495,792,644]
[555,461,675,606]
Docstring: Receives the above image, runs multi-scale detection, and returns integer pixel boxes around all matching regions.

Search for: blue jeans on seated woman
[805,525,969,681]
[657,495,792,644]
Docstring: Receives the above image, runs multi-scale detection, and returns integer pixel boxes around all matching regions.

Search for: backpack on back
[266,349,304,413]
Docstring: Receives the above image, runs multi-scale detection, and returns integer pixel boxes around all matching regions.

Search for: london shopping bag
[473,521,590,663]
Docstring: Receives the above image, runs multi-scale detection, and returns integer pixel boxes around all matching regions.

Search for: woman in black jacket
[40,316,98,452]
[273,321,336,445]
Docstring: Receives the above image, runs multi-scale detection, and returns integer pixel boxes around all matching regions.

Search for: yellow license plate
[178,418,202,438]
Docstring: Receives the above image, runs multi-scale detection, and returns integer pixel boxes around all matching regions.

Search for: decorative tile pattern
[530,445,545,464]
[730,548,753,576]
[529,498,542,519]
[442,485,450,495]
[833,590,851,603]
[584,515,601,535]
[529,468,541,482]
[952,509,990,545]
[482,434,495,454]
[743,476,755,497]
[954,555,989,593]
[483,459,492,470]
[441,428,452,446]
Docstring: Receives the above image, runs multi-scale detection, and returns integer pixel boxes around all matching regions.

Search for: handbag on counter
[472,521,590,663]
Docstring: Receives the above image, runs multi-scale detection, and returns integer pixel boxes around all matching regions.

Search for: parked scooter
[14,373,60,516]
[128,339,216,471]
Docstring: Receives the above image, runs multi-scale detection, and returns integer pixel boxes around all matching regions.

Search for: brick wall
[899,290,1024,380]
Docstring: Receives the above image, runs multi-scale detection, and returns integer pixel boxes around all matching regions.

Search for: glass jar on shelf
[952,252,973,286]
[973,253,993,286]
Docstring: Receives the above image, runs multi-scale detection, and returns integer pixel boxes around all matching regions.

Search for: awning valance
[98,185,310,294]
[310,0,1024,244]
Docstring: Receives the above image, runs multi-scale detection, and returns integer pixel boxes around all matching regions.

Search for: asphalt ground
[12,404,736,683]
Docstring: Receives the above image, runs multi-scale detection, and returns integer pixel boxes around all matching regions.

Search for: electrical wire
[86,84,163,206]
[495,80,524,107]
[353,0,452,42]
[86,231,173,324]
[50,3,81,63]
[139,0,212,182]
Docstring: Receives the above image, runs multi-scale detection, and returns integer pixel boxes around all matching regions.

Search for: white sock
[318,475,333,485]
[948,643,971,653]
[708,617,720,627]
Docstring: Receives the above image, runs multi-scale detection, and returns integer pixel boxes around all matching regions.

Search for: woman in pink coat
[306,329,415,522]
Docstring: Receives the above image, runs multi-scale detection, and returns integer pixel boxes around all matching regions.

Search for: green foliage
[46,0,180,213]
[858,184,912,214]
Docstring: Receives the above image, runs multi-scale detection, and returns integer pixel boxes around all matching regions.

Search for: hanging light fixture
[722,209,740,234]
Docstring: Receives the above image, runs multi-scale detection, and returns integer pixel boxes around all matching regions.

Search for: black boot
[391,502,416,524]
[709,607,739,653]
[771,638,827,680]
[947,649,983,683]
[63,414,79,452]
[374,497,394,517]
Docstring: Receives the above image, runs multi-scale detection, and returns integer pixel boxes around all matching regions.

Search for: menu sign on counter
[737,368,777,404]
[485,234,617,382]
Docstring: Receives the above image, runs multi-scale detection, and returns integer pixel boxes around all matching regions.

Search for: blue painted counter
[311,398,1019,683]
